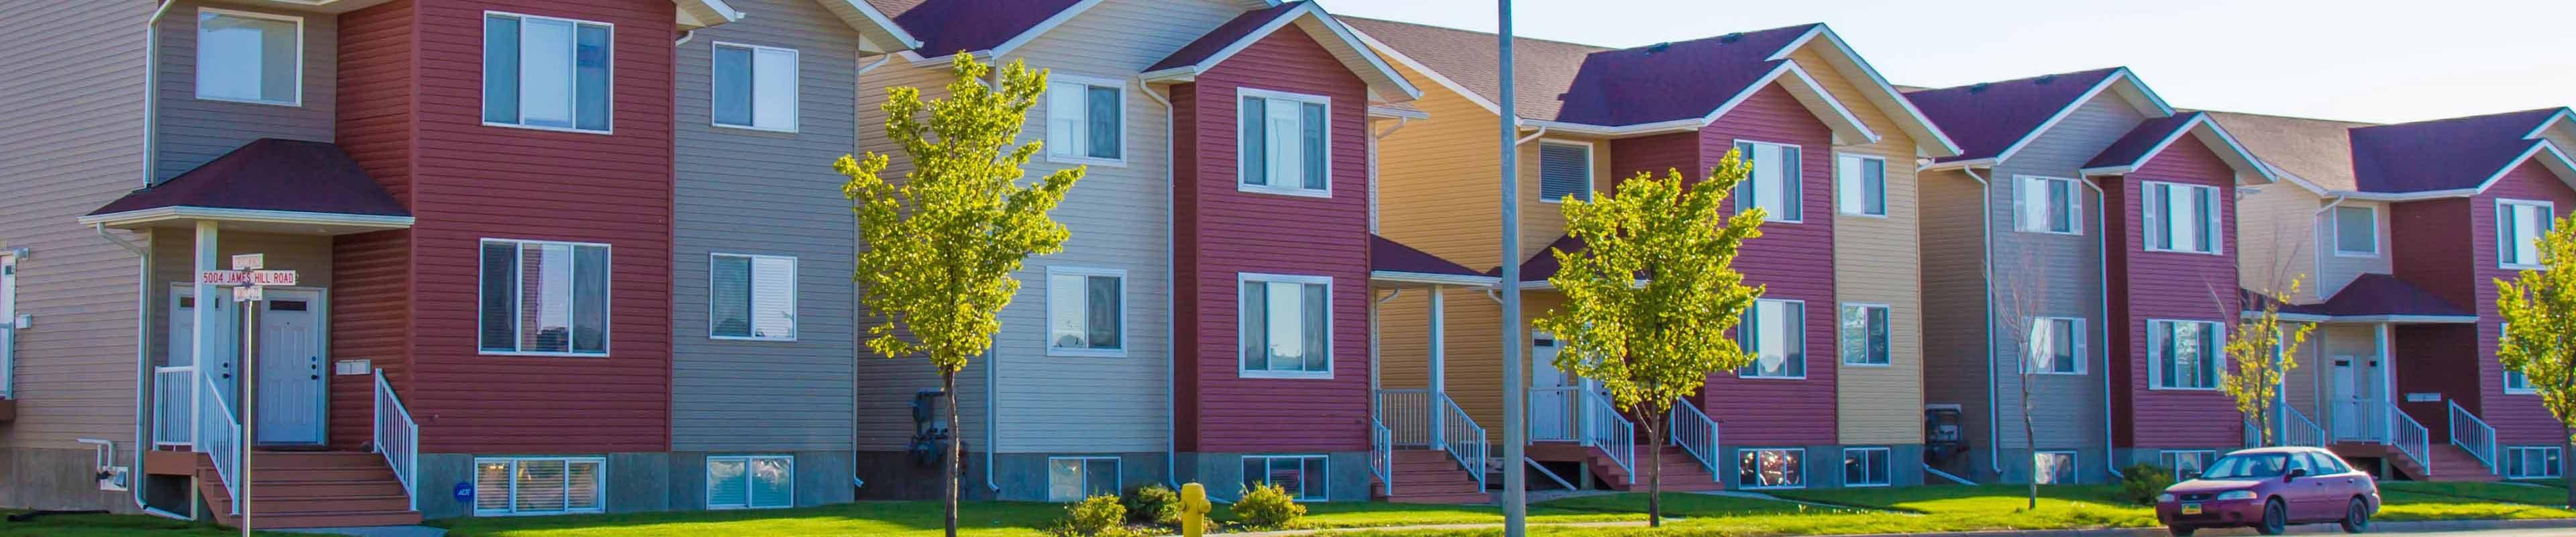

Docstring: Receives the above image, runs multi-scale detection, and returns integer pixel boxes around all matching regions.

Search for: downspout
[984,56,1007,497]
[2081,178,2120,479]
[850,52,892,492]
[142,0,172,187]
[674,30,696,46]
[133,1,186,520]
[1960,167,2004,475]
[1514,124,1548,146]
[1135,76,1179,488]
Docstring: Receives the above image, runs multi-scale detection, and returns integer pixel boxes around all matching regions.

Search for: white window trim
[1046,456,1122,501]
[708,253,796,342]
[1241,454,1328,501]
[1536,139,1595,204]
[473,456,609,516]
[2024,316,2088,375]
[195,7,305,107]
[2159,449,2218,475]
[2506,446,2563,479]
[2498,199,2555,270]
[2141,181,2224,256]
[480,10,616,135]
[1834,152,1888,218]
[2146,319,2224,391]
[704,454,794,509]
[708,42,799,134]
[2034,450,2078,484]
[2331,205,2381,258]
[1839,301,1892,367]
[1735,139,1807,224]
[2015,175,2084,236]
[1044,266,1128,358]
[1237,273,1334,379]
[1043,72,1130,168]
[1740,298,1808,380]
[1235,87,1334,199]
[478,238,613,357]
[1736,447,1807,490]
[1841,446,1891,487]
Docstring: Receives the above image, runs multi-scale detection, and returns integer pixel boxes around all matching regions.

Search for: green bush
[2121,463,2176,505]
[1232,483,1307,528]
[1122,484,1181,526]
[1050,493,1127,536]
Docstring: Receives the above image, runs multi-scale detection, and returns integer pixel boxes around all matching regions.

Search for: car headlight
[2216,490,2258,501]
[2157,493,2176,503]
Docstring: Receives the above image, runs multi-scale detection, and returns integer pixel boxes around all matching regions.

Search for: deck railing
[153,367,195,446]
[2447,401,2498,475]
[1376,389,1434,447]
[2284,405,2325,447]
[1580,390,1635,483]
[374,371,420,511]
[1437,395,1488,490]
[2392,401,2431,476]
[1668,399,1719,475]
[0,324,13,399]
[197,365,241,514]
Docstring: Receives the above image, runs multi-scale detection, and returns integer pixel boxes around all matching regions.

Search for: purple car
[2155,446,2379,536]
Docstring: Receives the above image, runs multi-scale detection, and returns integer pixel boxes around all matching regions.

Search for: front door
[252,289,327,446]
[1529,337,1576,442]
[2330,356,2383,442]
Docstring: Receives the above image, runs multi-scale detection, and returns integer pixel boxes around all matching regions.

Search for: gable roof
[1906,67,2174,166]
[1142,1,1420,101]
[1342,17,1606,121]
[1549,25,1817,126]
[2267,274,2476,322]
[1371,236,1497,286]
[812,0,923,52]
[2210,107,2576,199]
[2079,111,2275,183]
[2203,111,2369,193]
[82,139,413,230]
[867,0,1089,58]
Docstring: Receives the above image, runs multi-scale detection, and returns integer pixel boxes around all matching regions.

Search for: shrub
[2121,463,2176,505]
[1122,485,1181,526]
[1232,483,1307,528]
[1051,493,1127,536]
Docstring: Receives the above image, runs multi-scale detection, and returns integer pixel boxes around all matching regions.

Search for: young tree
[1532,152,1765,527]
[1989,246,2055,509]
[2496,213,2576,508]
[840,55,1082,536]
[2220,278,2317,448]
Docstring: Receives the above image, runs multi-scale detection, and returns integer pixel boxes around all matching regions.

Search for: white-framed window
[482,11,613,133]
[1836,153,1886,216]
[195,8,302,106]
[1737,299,1806,379]
[710,254,795,341]
[1046,74,1126,166]
[1733,140,1804,222]
[1237,88,1331,197]
[2034,450,2078,484]
[2498,199,2555,269]
[2016,176,2082,235]
[705,454,792,509]
[1048,456,1122,502]
[710,42,798,132]
[2024,317,2086,375]
[1242,454,1327,501]
[2143,181,2222,254]
[1737,447,1805,489]
[474,456,605,516]
[2332,205,2380,257]
[1239,273,1332,379]
[2506,446,2563,479]
[2160,450,2216,477]
[1538,140,1593,203]
[1046,266,1125,357]
[1841,447,1890,487]
[2506,323,2536,394]
[479,239,611,356]
[1839,303,1890,366]
[2148,320,2222,390]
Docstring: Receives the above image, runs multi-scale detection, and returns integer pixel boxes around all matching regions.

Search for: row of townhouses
[0,0,2569,528]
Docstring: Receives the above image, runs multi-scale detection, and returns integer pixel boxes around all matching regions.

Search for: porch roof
[1371,235,1495,287]
[80,139,413,234]
[2258,274,2477,324]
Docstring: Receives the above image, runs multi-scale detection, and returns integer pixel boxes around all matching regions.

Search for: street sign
[233,285,264,302]
[196,269,297,287]
[232,253,264,271]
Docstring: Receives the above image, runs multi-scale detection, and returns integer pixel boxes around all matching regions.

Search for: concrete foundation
[0,446,137,513]
[1177,451,1369,502]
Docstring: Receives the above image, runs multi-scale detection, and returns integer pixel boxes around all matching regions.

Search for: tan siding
[2235,183,2318,301]
[1790,48,1924,446]
[1917,168,1993,450]
[1373,60,1504,268]
[2313,201,2394,298]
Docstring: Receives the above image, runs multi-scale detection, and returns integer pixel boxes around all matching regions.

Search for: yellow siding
[1791,47,1926,445]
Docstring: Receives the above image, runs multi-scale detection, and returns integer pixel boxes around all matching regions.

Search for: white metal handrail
[2447,401,2498,474]
[2391,401,2430,477]
[1668,399,1720,475]
[197,364,241,514]
[2284,405,2325,447]
[0,324,13,399]
[374,371,420,511]
[1580,390,1635,483]
[1370,419,1393,497]
[1376,389,1435,447]
[153,367,195,446]
[1436,395,1488,490]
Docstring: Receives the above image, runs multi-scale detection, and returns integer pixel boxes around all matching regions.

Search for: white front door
[168,286,237,400]
[1529,337,1576,442]
[2330,355,2384,442]
[252,289,327,446]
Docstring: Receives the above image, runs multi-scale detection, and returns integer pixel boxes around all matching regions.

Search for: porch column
[191,221,224,408]
[1428,286,1445,446]
[2376,322,2394,442]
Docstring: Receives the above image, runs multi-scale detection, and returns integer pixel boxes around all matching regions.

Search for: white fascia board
[1348,26,1501,116]
[1370,271,1499,287]
[1769,24,1964,157]
[1161,5,1421,102]
[76,206,417,229]
[822,0,922,50]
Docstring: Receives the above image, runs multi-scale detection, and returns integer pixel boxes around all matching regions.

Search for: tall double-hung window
[1238,89,1330,196]
[1240,274,1331,378]
[2499,200,2555,269]
[1047,75,1126,164]
[1538,142,1593,203]
[196,8,301,105]
[2025,317,2085,375]
[483,12,612,132]
[1836,154,1886,216]
[712,43,798,132]
[710,254,795,340]
[1738,299,1806,378]
[2017,177,2081,234]
[2148,320,2221,389]
[2143,181,2222,254]
[1734,141,1803,222]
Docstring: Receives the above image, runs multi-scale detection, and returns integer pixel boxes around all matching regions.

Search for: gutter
[1135,75,1180,489]
[131,1,182,520]
[1960,168,2000,476]
[2080,178,2120,480]
[985,58,1005,497]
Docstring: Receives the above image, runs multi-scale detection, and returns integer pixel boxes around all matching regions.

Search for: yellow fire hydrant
[1178,483,1212,537]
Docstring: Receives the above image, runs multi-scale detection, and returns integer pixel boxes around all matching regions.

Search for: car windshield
[2199,453,2289,479]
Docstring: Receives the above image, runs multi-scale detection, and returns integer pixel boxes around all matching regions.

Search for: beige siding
[1790,47,1925,446]
[2279,324,2328,423]
[2313,200,2394,299]
[1917,168,1994,450]
[2235,183,2322,301]
[143,230,334,370]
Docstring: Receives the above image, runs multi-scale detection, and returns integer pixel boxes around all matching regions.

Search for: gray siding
[153,1,337,183]
[1982,95,2143,453]
[672,0,886,454]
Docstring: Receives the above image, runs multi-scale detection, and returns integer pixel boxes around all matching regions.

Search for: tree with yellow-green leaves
[2222,277,2317,448]
[2496,213,2576,508]
[839,54,1082,537]
[1532,151,1766,527]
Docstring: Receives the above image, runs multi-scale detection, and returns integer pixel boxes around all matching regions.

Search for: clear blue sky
[1309,0,2576,124]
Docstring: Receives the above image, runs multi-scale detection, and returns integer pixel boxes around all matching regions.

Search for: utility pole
[1495,1,1527,535]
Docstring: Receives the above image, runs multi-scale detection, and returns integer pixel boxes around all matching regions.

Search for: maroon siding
[2472,161,2576,444]
[1691,84,1836,447]
[327,0,417,450]
[2389,197,2478,438]
[1171,28,1374,453]
[1607,132,1697,185]
[2103,140,2242,449]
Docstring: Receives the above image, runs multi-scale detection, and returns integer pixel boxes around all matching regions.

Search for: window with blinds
[2143,181,2221,254]
[474,457,604,516]
[706,454,793,509]
[1239,274,1332,378]
[711,254,796,340]
[482,13,612,132]
[1046,76,1124,164]
[2148,320,2221,389]
[2498,200,2555,268]
[1538,142,1592,203]
[2025,317,2086,375]
[1238,89,1331,196]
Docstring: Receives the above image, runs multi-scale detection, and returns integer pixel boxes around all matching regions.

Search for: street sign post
[201,256,294,537]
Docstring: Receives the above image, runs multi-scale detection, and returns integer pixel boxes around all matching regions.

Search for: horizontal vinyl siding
[1370,61,1503,268]
[847,62,975,452]
[1796,46,1925,446]
[1918,168,1994,456]
[1982,95,2142,450]
[153,0,337,183]
[2312,199,2393,299]
[2108,139,2241,449]
[2387,199,2474,438]
[2472,161,2576,444]
[1695,83,1836,448]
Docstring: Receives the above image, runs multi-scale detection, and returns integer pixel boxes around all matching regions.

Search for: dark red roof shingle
[2085,112,2204,170]
[1904,67,2127,163]
[2348,108,2564,193]
[88,138,409,218]
[866,0,1087,57]
[1369,235,1485,278]
[1146,2,1303,72]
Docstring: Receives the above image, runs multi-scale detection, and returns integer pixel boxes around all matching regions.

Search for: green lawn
[0,511,306,537]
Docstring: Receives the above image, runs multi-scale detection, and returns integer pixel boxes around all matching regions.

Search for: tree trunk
[2023,372,2037,509]
[945,373,961,537]
[1646,418,1664,528]
[2562,426,2573,509]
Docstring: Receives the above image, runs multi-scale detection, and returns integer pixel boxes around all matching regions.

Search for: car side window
[2285,453,2316,476]
[2310,452,2349,475]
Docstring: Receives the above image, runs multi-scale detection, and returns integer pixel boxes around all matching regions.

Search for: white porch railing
[2392,401,2430,476]
[1437,395,1488,490]
[2284,405,2324,447]
[197,363,242,514]
[1370,419,1393,497]
[1376,389,1435,447]
[1668,399,1719,475]
[152,367,195,446]
[1580,390,1634,483]
[0,323,13,399]
[2447,401,2498,474]
[374,371,420,511]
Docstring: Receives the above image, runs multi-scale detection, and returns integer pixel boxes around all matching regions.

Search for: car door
[2279,452,2324,520]
[2296,452,2345,520]
[2312,452,2363,513]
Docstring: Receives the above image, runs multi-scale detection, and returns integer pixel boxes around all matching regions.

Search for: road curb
[1826,518,2576,537]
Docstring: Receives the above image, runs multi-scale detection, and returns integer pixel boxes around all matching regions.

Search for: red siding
[1607,132,1697,184]
[328,0,417,450]
[2104,139,2242,449]
[2389,198,2477,438]
[1172,28,1374,453]
[1691,84,1836,447]
[2471,161,2576,444]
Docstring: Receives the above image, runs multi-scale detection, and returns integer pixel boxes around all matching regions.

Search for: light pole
[1495,1,1527,535]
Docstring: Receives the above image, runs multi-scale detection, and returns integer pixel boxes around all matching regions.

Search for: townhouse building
[1349,19,1960,491]
[1908,68,2273,484]
[2218,107,2576,481]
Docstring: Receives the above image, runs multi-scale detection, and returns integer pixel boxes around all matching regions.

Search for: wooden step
[193,449,422,529]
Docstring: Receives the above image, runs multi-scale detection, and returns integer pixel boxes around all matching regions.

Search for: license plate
[2182,503,2202,515]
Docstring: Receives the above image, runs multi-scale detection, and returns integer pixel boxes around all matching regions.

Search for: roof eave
[1370,271,1499,287]
[1770,25,1965,157]
[1159,4,1423,102]
[78,206,417,233]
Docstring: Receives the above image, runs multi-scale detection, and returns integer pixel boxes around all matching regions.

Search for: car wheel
[2341,497,2371,533]
[2167,525,2197,536]
[2257,498,2288,536]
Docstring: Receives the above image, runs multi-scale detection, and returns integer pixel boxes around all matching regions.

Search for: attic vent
[1968,83,1991,93]
[1719,33,1743,44]
[1646,42,1671,54]
[2036,74,2058,85]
